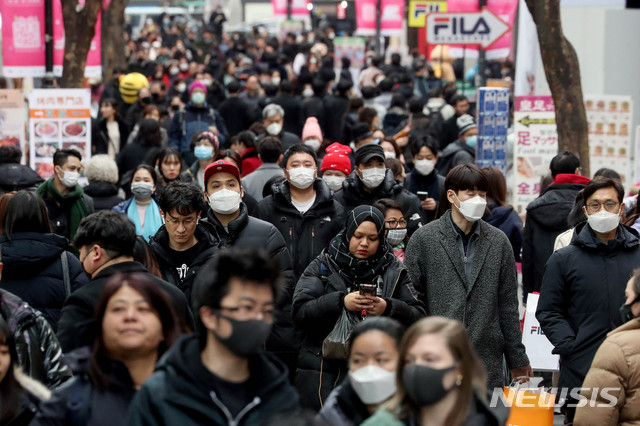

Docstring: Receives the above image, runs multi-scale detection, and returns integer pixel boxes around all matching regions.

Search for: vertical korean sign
[29,89,92,179]
[585,95,633,188]
[513,96,558,214]
[476,87,509,173]
[0,90,27,154]
[0,0,46,77]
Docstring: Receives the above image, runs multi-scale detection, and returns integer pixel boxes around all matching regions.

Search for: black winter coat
[292,251,425,409]
[0,289,71,389]
[0,163,43,194]
[83,182,124,211]
[126,335,300,425]
[91,117,130,155]
[218,96,259,137]
[404,169,445,224]
[322,95,350,143]
[485,203,523,262]
[436,140,475,177]
[537,222,640,390]
[335,170,424,236]
[317,381,371,426]
[255,179,345,280]
[56,261,194,353]
[522,181,585,295]
[272,94,304,136]
[0,232,89,330]
[150,224,219,303]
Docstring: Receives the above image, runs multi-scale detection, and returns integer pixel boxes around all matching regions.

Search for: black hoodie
[126,335,300,425]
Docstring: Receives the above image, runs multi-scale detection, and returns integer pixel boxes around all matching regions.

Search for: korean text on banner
[0,90,27,156]
[585,95,633,189]
[355,0,404,36]
[513,96,558,214]
[522,293,559,371]
[476,87,509,174]
[28,89,92,179]
[408,0,447,28]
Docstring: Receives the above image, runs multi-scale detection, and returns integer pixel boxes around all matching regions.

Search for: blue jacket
[168,102,229,153]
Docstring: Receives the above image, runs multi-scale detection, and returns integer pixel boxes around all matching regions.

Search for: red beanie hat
[321,145,352,176]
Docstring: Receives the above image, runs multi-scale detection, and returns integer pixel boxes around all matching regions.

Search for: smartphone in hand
[417,191,429,201]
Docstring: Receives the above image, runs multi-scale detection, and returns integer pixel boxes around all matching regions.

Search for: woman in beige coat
[574,270,640,425]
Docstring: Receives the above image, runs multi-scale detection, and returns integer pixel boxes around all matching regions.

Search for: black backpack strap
[60,252,71,298]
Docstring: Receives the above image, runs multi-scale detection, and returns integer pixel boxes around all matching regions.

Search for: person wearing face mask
[404,135,444,224]
[183,132,218,190]
[318,318,404,426]
[373,199,409,262]
[335,144,424,237]
[362,317,510,426]
[574,268,640,426]
[405,164,532,390]
[261,103,300,152]
[256,144,345,282]
[124,87,153,132]
[199,160,298,377]
[300,117,324,155]
[37,149,94,242]
[169,81,229,157]
[537,177,640,424]
[436,114,476,177]
[126,249,300,425]
[293,205,425,410]
[320,143,352,193]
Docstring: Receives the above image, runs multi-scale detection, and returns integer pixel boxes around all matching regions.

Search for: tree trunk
[102,0,127,85]
[524,0,590,176]
[60,0,102,88]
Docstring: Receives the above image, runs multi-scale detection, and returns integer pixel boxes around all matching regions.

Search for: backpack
[425,103,446,146]
[178,107,217,137]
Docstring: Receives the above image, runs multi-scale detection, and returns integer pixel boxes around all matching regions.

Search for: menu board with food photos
[28,89,91,178]
[585,95,633,189]
[0,90,27,156]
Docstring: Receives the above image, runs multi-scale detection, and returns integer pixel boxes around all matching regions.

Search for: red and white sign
[426,7,510,49]
[355,0,404,36]
[271,0,310,20]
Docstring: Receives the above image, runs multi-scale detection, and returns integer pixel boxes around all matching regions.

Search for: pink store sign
[355,0,404,36]
[272,0,310,20]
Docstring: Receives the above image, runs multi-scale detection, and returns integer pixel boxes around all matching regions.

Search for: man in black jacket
[126,249,300,425]
[256,144,345,281]
[217,80,259,137]
[56,211,194,353]
[150,181,219,303]
[272,80,304,137]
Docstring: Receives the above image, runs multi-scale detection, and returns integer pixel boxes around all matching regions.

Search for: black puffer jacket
[0,232,89,330]
[83,182,124,211]
[522,181,585,295]
[256,179,345,280]
[335,170,424,236]
[436,140,475,177]
[0,289,71,389]
[292,251,425,409]
[150,224,220,303]
[0,163,43,194]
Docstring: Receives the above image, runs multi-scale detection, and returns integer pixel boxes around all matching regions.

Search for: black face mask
[170,105,180,112]
[620,295,640,323]
[212,313,272,358]
[140,96,152,105]
[402,364,458,406]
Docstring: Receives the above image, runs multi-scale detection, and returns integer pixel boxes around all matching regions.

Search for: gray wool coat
[405,211,529,388]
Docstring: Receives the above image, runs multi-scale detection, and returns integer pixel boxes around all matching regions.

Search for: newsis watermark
[489,387,620,409]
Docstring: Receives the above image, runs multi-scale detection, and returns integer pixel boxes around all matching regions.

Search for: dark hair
[408,96,425,114]
[583,176,624,204]
[131,164,159,188]
[410,134,438,157]
[312,79,326,96]
[348,97,364,112]
[74,211,137,257]
[371,55,383,67]
[133,235,162,278]
[142,104,160,120]
[549,151,580,178]
[100,97,121,119]
[192,249,282,347]
[450,94,468,107]
[258,136,283,163]
[0,315,20,421]
[53,149,82,168]
[90,273,182,387]
[153,147,182,180]
[158,181,205,216]
[0,193,15,235]
[237,130,256,149]
[3,191,52,239]
[280,80,294,94]
[215,149,243,174]
[372,198,404,217]
[567,190,586,228]
[390,93,406,109]
[249,122,266,137]
[381,137,402,159]
[436,165,489,218]
[348,317,405,357]
[482,167,507,206]
[226,80,241,94]
[263,176,287,198]
[361,86,378,100]
[594,168,621,181]
[0,146,22,164]
[358,107,377,126]
[283,144,318,168]
[385,158,404,181]
[135,119,162,147]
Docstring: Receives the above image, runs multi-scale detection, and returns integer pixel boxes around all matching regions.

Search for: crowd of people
[0,12,639,426]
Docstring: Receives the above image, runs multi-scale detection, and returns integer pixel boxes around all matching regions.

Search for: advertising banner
[355,0,404,36]
[28,89,92,179]
[272,0,310,20]
[408,0,447,28]
[333,37,367,71]
[513,96,559,214]
[476,87,510,174]
[0,90,27,155]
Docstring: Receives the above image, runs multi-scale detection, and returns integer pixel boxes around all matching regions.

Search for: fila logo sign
[426,7,510,48]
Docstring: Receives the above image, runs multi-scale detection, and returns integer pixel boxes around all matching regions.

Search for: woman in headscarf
[292,205,425,411]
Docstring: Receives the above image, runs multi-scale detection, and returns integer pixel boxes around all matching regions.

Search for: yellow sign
[409,1,448,28]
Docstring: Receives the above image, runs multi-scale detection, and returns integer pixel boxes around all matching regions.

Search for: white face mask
[585,207,620,234]
[302,88,314,98]
[58,169,80,188]
[349,365,397,405]
[386,228,407,246]
[272,77,281,86]
[287,167,316,189]
[208,189,241,215]
[384,151,396,159]
[452,192,487,223]
[201,79,212,86]
[304,139,321,152]
[323,175,345,192]
[414,159,435,176]
[266,122,282,136]
[176,83,186,93]
[359,167,386,189]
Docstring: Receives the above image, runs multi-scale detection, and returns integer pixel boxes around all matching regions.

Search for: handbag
[322,308,360,360]
[503,380,555,426]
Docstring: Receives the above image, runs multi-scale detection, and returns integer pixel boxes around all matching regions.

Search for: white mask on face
[414,159,435,176]
[208,189,241,214]
[323,175,345,192]
[302,88,314,98]
[349,365,397,405]
[58,169,80,188]
[386,228,407,246]
[384,151,396,159]
[287,167,316,189]
[585,207,620,234]
[452,192,486,223]
[359,167,386,189]
[304,139,321,152]
[266,122,282,136]
[272,77,281,86]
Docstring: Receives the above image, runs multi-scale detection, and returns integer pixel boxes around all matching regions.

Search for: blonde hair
[84,154,119,184]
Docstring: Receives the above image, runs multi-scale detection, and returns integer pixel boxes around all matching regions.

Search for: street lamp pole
[477,0,487,88]
[375,0,381,56]
[287,0,292,20]
[44,0,54,88]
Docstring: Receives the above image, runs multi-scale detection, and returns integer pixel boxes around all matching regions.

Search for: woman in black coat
[92,97,130,157]
[292,205,425,410]
[116,118,162,184]
[0,191,88,331]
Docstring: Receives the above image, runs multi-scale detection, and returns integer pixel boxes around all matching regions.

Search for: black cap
[352,123,373,142]
[355,143,385,165]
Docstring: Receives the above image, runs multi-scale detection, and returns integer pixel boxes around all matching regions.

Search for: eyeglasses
[165,217,198,227]
[585,201,619,214]
[218,305,274,321]
[385,219,407,228]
